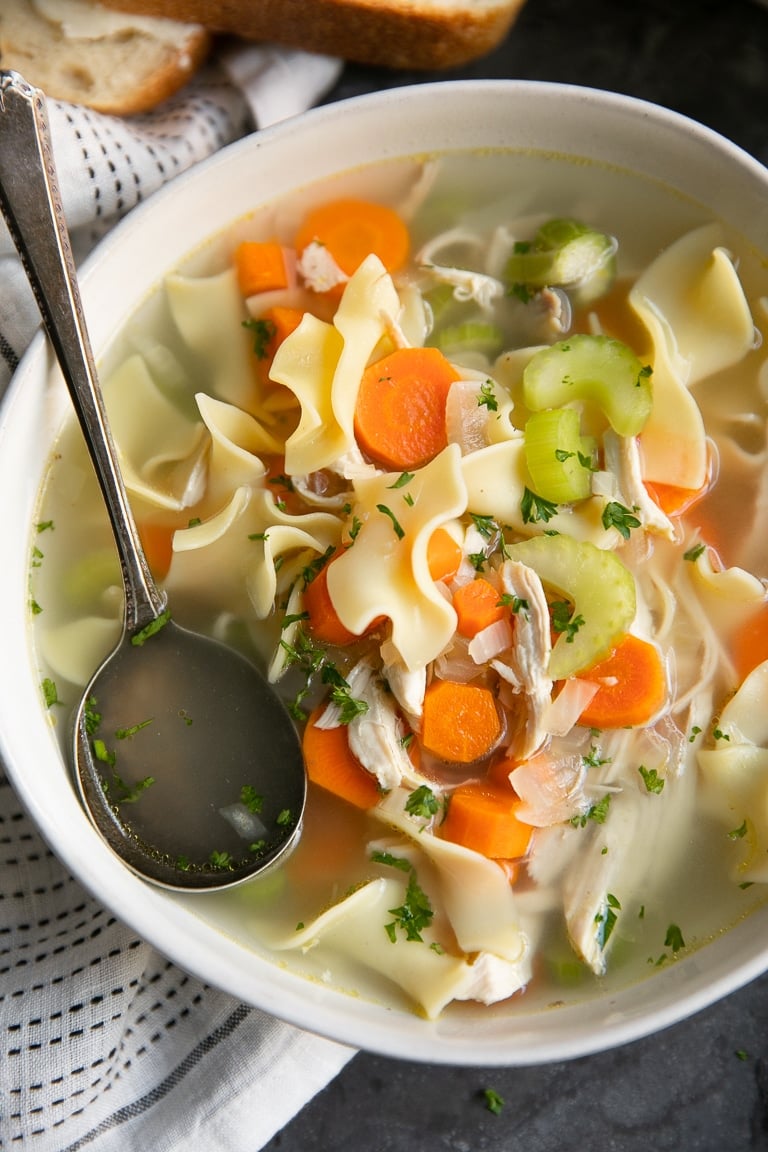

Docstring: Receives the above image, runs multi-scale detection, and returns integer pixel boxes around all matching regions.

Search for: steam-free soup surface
[31,150,768,1020]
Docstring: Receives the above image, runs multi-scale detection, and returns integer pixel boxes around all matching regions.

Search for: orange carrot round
[235,240,289,296]
[303,557,361,647]
[302,709,381,809]
[644,479,709,517]
[138,521,174,581]
[354,346,460,470]
[420,679,503,764]
[441,783,533,860]
[294,197,409,279]
[731,601,768,684]
[577,633,667,729]
[453,578,506,638]
[427,526,463,583]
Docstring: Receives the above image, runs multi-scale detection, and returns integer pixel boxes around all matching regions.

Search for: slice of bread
[98,0,526,70]
[0,0,210,115]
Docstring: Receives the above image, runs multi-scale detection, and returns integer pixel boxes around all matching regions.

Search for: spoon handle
[0,71,165,633]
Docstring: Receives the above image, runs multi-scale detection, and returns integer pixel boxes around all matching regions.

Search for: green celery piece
[506,218,617,304]
[505,534,636,680]
[524,407,593,503]
[523,334,652,437]
[433,319,504,358]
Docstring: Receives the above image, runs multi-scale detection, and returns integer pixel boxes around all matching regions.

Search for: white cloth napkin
[0,45,356,1152]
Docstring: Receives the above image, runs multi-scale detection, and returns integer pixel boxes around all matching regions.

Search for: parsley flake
[405,785,440,819]
[483,1088,505,1115]
[638,765,665,794]
[242,316,276,359]
[385,870,434,942]
[602,501,641,540]
[478,380,498,411]
[131,609,171,646]
[376,503,405,539]
[550,600,585,643]
[521,486,559,524]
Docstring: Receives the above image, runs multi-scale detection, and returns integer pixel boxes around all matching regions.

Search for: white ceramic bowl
[1,80,768,1065]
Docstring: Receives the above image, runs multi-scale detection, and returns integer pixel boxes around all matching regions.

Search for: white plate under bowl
[1,80,767,1065]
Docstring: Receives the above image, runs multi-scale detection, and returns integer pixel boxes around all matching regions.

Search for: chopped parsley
[388,471,415,489]
[371,849,412,873]
[550,600,585,643]
[582,745,610,769]
[483,1088,505,1115]
[728,819,748,840]
[571,793,611,827]
[131,609,171,646]
[242,316,276,359]
[209,850,234,869]
[638,765,665,794]
[376,503,405,540]
[664,923,685,952]
[41,678,60,709]
[115,719,153,739]
[683,542,706,562]
[385,870,434,943]
[470,513,497,540]
[405,785,440,819]
[241,784,264,814]
[602,501,641,540]
[521,486,558,524]
[113,774,155,804]
[478,380,498,411]
[595,892,621,949]
[35,519,54,533]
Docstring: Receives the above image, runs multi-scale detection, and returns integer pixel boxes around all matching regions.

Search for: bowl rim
[1,78,768,1066]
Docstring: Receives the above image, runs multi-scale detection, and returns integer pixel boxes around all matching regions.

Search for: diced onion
[468,618,514,664]
[542,678,600,737]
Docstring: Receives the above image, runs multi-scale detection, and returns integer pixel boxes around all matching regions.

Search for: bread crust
[98,0,526,69]
[0,1,211,115]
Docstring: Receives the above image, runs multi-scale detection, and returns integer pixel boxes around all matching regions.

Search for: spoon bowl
[0,71,306,891]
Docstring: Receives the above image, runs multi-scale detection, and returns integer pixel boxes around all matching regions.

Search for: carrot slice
[303,556,361,647]
[302,709,381,809]
[427,526,463,583]
[577,633,667,729]
[731,601,768,683]
[453,578,506,639]
[420,679,502,764]
[235,241,289,296]
[644,479,708,517]
[354,346,460,470]
[441,783,533,860]
[294,197,409,279]
[138,521,174,581]
[262,305,304,354]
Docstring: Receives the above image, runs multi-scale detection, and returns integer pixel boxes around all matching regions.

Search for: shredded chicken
[603,429,676,540]
[297,240,348,293]
[342,660,422,791]
[492,560,553,758]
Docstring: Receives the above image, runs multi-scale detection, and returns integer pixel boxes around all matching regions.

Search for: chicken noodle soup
[31,150,768,1020]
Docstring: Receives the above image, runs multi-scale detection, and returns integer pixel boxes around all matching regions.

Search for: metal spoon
[0,72,306,891]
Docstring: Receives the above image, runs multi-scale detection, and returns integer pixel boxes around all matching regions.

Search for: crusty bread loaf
[98,0,526,70]
[0,0,210,115]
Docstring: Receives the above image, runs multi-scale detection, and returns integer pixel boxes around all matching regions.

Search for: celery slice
[524,408,593,504]
[433,320,504,358]
[506,218,617,305]
[523,334,652,437]
[505,534,636,680]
